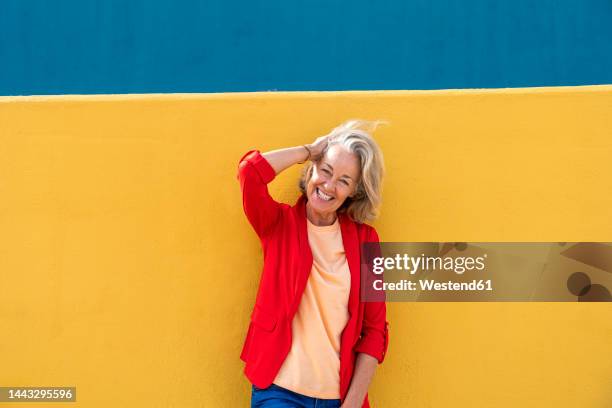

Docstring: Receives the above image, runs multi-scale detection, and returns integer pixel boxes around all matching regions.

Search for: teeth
[317,188,333,201]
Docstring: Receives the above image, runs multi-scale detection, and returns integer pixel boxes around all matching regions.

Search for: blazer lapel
[290,194,313,318]
[339,213,360,319]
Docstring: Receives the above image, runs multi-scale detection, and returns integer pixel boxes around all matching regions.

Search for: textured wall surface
[1,0,612,95]
[1,87,611,407]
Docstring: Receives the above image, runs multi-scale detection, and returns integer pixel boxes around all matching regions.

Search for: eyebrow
[322,162,354,181]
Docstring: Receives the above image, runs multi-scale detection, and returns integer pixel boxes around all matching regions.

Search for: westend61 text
[373,279,493,291]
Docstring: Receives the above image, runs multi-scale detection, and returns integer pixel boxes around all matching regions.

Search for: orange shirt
[273,217,351,398]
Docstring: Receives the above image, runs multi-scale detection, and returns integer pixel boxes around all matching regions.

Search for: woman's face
[306,144,361,216]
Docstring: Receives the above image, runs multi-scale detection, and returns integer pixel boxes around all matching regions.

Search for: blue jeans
[251,383,342,408]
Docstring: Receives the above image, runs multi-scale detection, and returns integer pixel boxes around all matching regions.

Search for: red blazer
[237,150,389,408]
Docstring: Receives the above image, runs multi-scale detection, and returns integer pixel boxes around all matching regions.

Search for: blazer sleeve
[354,226,390,364]
[236,149,283,239]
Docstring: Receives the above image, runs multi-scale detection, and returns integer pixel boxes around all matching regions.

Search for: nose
[323,180,336,193]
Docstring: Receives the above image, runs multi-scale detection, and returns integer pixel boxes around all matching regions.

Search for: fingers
[307,135,330,162]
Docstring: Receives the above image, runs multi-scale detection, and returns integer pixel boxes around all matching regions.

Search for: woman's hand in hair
[306,135,330,162]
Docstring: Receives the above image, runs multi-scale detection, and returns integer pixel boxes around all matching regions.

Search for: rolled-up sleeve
[236,150,282,239]
[354,226,390,364]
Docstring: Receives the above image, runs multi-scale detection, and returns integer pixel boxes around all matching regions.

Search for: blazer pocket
[251,305,277,332]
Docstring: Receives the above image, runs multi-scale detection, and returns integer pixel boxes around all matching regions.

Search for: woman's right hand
[306,135,330,162]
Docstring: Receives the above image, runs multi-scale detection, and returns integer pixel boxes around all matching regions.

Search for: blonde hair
[299,119,387,223]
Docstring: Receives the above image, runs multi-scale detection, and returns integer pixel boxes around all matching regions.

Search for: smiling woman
[237,119,390,408]
[298,120,386,226]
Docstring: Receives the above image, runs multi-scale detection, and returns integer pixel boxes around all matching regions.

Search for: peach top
[273,217,351,399]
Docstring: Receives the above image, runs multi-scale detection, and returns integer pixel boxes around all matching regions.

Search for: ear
[351,185,364,199]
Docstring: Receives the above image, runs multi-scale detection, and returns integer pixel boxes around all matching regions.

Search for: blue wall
[1,0,611,95]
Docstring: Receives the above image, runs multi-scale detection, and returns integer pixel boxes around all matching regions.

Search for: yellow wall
[1,86,611,407]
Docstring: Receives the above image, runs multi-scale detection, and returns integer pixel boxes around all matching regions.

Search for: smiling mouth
[316,187,334,202]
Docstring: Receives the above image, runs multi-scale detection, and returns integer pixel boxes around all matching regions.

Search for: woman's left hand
[339,353,378,408]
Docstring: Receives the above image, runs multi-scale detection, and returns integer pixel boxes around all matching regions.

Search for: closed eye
[321,166,350,186]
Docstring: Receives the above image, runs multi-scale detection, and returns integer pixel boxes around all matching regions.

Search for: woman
[237,119,389,408]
